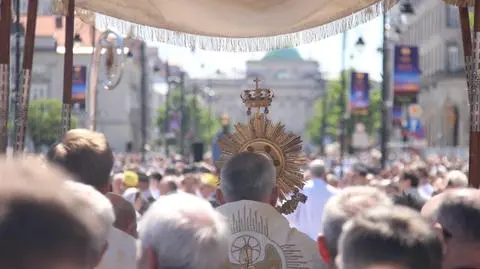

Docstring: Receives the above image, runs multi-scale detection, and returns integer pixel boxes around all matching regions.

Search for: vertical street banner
[168,111,180,133]
[392,105,403,124]
[393,45,421,96]
[349,72,370,114]
[72,65,87,110]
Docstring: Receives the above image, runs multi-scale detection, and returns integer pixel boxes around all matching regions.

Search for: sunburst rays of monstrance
[217,78,308,214]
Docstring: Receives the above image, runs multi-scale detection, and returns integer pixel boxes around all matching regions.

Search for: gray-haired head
[219,152,276,203]
[138,193,228,269]
[309,159,325,179]
[320,186,393,261]
[446,170,469,188]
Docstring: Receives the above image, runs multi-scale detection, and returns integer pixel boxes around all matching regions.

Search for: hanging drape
[55,0,397,52]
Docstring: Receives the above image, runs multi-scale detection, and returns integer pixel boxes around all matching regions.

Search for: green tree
[28,99,78,150]
[306,76,381,145]
[156,87,220,148]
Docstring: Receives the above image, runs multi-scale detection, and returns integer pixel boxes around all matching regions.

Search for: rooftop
[262,48,303,61]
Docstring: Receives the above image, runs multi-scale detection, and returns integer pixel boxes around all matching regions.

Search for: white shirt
[286,178,337,240]
[96,227,137,269]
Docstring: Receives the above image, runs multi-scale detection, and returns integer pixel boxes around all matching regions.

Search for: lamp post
[203,83,215,137]
[356,0,414,168]
[338,34,366,176]
[179,72,186,157]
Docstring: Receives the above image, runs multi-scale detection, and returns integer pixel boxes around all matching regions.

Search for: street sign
[408,104,423,119]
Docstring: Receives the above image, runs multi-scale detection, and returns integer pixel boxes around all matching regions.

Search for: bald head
[309,159,325,178]
[219,152,276,203]
[106,193,137,237]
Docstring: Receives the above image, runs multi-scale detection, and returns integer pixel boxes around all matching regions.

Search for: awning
[55,0,397,51]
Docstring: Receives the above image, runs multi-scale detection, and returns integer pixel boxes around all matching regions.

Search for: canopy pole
[0,0,11,153]
[460,1,480,187]
[60,0,74,137]
[13,0,37,153]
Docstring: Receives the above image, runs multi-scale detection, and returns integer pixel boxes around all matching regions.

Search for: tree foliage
[306,76,382,145]
[28,99,78,149]
[156,87,220,147]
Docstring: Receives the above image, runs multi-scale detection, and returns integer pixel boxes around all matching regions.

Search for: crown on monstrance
[240,78,275,116]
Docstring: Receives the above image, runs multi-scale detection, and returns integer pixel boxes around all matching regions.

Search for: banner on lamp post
[349,72,370,114]
[393,45,421,104]
[72,65,87,110]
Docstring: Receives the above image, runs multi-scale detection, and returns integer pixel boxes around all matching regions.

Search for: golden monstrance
[217,78,308,214]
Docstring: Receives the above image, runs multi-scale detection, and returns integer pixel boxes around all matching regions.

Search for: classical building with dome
[191,48,325,139]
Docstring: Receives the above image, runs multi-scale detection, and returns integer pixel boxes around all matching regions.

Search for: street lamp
[400,1,415,25]
[355,37,366,53]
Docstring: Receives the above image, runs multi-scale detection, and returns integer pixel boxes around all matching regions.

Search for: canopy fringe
[54,0,395,52]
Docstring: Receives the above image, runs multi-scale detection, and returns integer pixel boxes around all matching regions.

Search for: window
[446,5,459,28]
[55,16,63,29]
[30,84,48,101]
[447,44,460,72]
[274,70,292,80]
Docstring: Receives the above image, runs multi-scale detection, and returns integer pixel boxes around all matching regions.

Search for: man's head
[422,188,480,269]
[445,170,468,189]
[337,206,443,269]
[217,152,277,206]
[0,158,108,269]
[63,180,115,262]
[138,193,228,269]
[47,129,114,194]
[398,171,420,190]
[318,186,393,267]
[309,159,326,179]
[111,173,124,195]
[106,193,137,238]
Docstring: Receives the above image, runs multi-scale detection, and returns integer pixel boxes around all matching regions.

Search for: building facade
[14,15,161,152]
[193,48,325,140]
[396,0,467,146]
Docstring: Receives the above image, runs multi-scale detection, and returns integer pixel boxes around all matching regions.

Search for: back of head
[138,193,228,269]
[63,181,115,250]
[309,159,325,179]
[434,188,480,244]
[220,152,276,202]
[321,186,393,259]
[446,170,468,188]
[0,157,105,269]
[106,193,136,236]
[338,206,442,269]
[402,170,420,187]
[47,129,114,192]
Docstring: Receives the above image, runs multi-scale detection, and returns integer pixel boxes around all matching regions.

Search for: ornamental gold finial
[240,78,274,116]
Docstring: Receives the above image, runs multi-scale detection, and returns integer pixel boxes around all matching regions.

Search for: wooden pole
[461,0,480,187]
[13,0,37,153]
[0,0,11,153]
[60,0,74,137]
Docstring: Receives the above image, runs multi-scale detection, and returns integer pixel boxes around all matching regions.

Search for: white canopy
[57,0,397,51]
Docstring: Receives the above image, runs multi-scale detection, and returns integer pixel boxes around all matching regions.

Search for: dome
[262,48,303,61]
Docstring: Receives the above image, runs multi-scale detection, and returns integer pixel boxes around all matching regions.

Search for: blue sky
[151,16,384,81]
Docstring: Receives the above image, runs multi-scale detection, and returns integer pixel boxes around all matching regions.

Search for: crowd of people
[0,128,479,269]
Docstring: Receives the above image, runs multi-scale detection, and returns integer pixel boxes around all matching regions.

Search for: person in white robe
[216,152,325,269]
[286,159,336,240]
